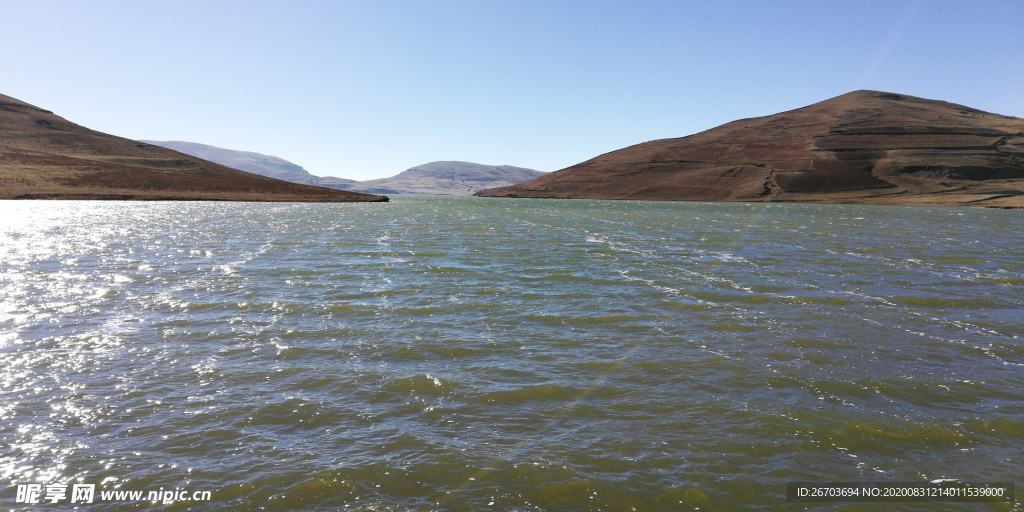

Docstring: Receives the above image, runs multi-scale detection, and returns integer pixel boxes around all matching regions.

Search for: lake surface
[1,197,1022,511]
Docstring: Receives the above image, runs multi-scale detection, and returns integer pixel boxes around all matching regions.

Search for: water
[1,196,1021,511]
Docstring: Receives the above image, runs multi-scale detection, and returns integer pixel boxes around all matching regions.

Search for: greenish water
[1,196,1022,511]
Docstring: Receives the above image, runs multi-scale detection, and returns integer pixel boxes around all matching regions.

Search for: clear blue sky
[2,0,1021,180]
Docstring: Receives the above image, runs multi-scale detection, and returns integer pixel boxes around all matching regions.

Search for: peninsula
[477,91,1024,207]
[0,93,387,202]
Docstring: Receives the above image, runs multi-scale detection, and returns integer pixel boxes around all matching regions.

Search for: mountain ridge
[140,140,360,189]
[140,142,545,196]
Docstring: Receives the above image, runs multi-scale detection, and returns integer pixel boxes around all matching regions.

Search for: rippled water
[1,197,1022,511]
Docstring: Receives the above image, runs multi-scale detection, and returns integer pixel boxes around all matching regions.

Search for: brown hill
[478,91,1024,207]
[0,93,387,202]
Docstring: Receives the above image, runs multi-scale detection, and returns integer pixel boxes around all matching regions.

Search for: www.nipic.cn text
[15,484,212,505]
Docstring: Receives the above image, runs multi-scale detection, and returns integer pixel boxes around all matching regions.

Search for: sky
[2,0,1022,180]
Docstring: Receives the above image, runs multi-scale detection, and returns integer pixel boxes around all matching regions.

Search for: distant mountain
[478,90,1024,208]
[0,93,386,202]
[341,161,546,195]
[140,140,359,189]
[139,143,545,196]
